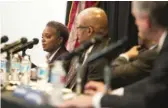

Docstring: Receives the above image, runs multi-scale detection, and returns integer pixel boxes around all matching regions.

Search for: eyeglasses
[76,25,95,33]
[76,26,89,29]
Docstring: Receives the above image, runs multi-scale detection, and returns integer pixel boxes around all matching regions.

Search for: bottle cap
[14,54,19,58]
[24,55,29,60]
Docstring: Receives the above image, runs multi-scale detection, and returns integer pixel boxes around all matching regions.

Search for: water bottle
[37,63,49,91]
[37,63,48,83]
[0,53,7,86]
[49,60,66,106]
[10,54,21,84]
[20,55,31,85]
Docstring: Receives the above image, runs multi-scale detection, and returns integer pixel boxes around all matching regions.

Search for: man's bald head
[76,7,108,43]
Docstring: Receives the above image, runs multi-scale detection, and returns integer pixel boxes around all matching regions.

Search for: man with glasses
[65,7,110,91]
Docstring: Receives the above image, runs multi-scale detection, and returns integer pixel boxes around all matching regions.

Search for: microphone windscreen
[33,38,39,44]
[1,35,9,43]
[20,37,28,44]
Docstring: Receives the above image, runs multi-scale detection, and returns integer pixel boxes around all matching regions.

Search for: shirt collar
[149,44,157,50]
[82,45,94,65]
[86,45,94,54]
[157,31,167,52]
[48,47,61,62]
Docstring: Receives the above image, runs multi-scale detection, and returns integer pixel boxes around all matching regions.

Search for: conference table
[1,90,54,108]
[1,81,75,108]
[1,81,57,108]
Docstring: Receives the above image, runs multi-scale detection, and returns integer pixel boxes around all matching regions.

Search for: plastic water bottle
[37,63,49,91]
[37,63,49,83]
[20,55,31,85]
[0,53,7,86]
[10,54,21,84]
[49,60,66,106]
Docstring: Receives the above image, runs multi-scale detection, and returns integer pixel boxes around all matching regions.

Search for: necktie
[65,46,94,89]
[65,56,79,88]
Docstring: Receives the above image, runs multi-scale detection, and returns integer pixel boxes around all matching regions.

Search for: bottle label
[0,60,7,83]
[11,62,20,81]
[50,72,66,84]
[37,67,48,79]
[50,73,58,83]
[1,60,7,72]
[20,64,31,74]
[50,61,66,84]
[11,62,20,73]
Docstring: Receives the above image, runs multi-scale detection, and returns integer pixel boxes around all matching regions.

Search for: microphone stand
[75,55,88,96]
[22,49,26,57]
[6,51,12,82]
[22,44,33,57]
[3,51,13,88]
[103,62,112,94]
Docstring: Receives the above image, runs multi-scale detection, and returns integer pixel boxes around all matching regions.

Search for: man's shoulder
[138,49,158,59]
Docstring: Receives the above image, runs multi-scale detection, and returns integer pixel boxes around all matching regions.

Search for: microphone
[10,38,39,54]
[64,35,104,60]
[86,37,128,63]
[1,37,28,53]
[1,35,9,43]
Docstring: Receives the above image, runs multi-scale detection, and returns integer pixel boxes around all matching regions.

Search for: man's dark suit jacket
[111,49,158,89]
[65,38,110,90]
[101,34,168,108]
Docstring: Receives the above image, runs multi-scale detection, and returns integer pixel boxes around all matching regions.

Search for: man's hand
[57,95,93,108]
[84,81,105,95]
[124,45,140,59]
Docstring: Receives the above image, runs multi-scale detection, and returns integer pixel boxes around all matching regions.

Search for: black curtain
[65,1,72,26]
[65,1,138,50]
[97,1,138,50]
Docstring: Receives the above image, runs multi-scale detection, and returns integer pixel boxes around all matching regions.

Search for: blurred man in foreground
[109,36,158,89]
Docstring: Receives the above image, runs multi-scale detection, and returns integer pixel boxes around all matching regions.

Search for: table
[1,90,54,108]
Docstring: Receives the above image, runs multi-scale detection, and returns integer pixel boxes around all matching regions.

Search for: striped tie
[65,56,79,88]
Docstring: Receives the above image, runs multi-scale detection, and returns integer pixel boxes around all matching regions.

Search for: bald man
[65,7,110,91]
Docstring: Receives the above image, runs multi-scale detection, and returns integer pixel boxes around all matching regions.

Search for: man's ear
[146,18,152,28]
[88,26,94,36]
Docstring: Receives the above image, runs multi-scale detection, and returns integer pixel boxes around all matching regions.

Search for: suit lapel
[72,38,110,90]
[49,46,67,64]
[160,34,168,54]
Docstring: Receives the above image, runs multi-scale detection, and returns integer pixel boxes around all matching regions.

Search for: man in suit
[65,7,110,90]
[110,38,158,89]
[58,1,168,108]
[84,37,158,93]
